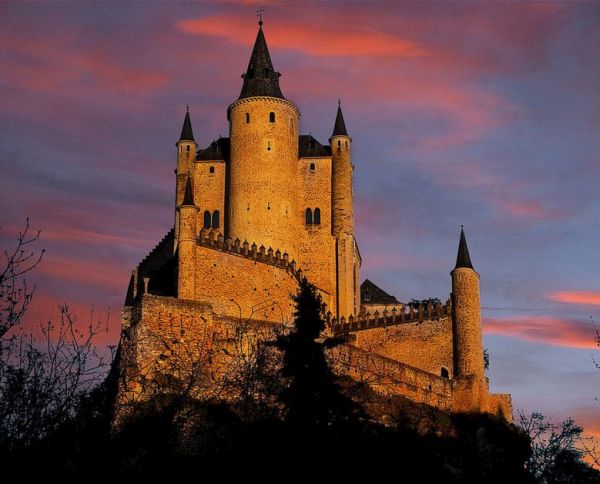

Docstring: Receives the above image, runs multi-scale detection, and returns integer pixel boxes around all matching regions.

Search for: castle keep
[118,22,512,421]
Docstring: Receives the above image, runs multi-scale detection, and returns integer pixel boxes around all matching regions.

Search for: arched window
[245,113,250,124]
[441,367,449,379]
[203,211,211,229]
[337,140,341,147]
[186,145,190,152]
[212,211,220,229]
[209,166,215,174]
[269,112,275,123]
[314,208,321,225]
[305,208,313,225]
[309,163,315,172]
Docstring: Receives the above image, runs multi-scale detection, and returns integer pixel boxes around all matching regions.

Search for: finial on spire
[256,7,265,26]
[186,105,189,113]
[454,226,474,270]
[338,98,341,107]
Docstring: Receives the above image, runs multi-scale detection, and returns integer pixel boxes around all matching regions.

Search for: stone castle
[117,21,512,421]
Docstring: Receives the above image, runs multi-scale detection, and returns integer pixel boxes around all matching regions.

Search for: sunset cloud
[484,316,597,350]
[548,291,600,307]
[178,15,429,58]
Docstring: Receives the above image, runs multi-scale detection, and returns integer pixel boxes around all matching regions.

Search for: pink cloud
[548,291,600,307]
[178,15,429,58]
[484,316,597,349]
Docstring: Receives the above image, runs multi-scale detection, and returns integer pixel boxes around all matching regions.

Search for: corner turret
[330,102,359,318]
[177,176,198,300]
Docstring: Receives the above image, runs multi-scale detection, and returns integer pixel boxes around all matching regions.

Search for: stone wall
[192,242,300,324]
[352,317,454,379]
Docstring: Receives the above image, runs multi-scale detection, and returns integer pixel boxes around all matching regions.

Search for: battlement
[330,299,452,335]
[196,229,305,284]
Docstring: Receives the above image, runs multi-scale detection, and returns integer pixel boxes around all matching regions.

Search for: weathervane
[256,7,265,26]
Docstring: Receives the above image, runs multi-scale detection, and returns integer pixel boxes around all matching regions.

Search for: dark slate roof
[179,108,195,142]
[197,137,230,161]
[455,226,474,270]
[238,25,284,100]
[299,135,331,157]
[182,176,195,206]
[360,279,400,305]
[332,103,349,137]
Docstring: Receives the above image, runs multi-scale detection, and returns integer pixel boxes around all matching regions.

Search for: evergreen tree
[275,278,362,433]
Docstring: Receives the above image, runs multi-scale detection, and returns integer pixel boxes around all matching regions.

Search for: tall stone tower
[177,176,198,299]
[451,227,486,410]
[174,108,197,251]
[330,103,359,317]
[227,21,301,260]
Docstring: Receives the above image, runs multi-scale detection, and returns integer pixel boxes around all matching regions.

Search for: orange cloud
[548,291,600,307]
[177,15,429,58]
[484,316,597,349]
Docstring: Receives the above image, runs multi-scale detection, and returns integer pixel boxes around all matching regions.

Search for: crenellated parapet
[331,298,452,335]
[196,229,305,284]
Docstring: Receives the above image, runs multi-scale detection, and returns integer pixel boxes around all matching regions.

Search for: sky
[0,0,599,446]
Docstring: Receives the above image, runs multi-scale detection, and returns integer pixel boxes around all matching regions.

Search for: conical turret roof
[238,23,284,100]
[455,226,474,270]
[332,102,349,137]
[181,176,195,206]
[179,107,195,142]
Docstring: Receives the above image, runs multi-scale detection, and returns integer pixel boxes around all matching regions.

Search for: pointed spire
[455,225,474,270]
[181,176,195,206]
[332,101,349,137]
[238,23,284,100]
[179,106,195,142]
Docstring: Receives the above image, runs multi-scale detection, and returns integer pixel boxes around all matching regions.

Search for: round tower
[451,227,485,380]
[330,102,359,318]
[227,22,300,259]
[177,176,198,300]
[330,102,354,238]
[175,107,198,249]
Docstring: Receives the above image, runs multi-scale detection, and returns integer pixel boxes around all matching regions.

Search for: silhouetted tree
[275,277,362,433]
[518,411,600,483]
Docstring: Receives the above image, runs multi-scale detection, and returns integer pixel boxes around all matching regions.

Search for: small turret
[176,107,198,178]
[330,101,353,237]
[451,227,484,380]
[174,107,198,251]
[177,176,198,300]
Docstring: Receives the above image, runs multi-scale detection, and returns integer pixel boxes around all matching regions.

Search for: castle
[117,21,512,421]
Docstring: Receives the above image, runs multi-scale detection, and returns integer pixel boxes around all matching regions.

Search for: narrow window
[186,145,190,152]
[267,202,271,210]
[441,367,449,379]
[305,208,313,225]
[246,113,250,124]
[309,163,316,172]
[212,210,220,229]
[337,140,341,147]
[345,141,348,148]
[269,112,275,123]
[314,208,321,225]
[203,211,211,229]
[209,166,215,174]
[267,141,271,151]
